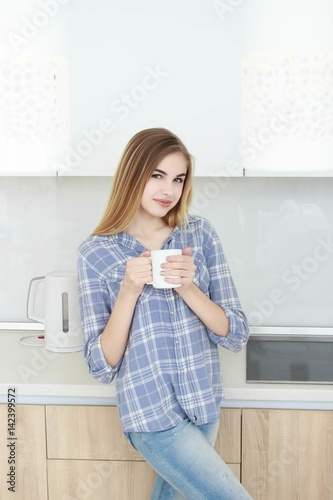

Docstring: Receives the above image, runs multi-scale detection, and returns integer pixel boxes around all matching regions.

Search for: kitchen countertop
[1,328,332,409]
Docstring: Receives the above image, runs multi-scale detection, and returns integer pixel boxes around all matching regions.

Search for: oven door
[246,332,333,384]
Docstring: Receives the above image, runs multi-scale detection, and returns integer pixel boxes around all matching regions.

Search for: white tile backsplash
[0,177,112,321]
[1,176,332,327]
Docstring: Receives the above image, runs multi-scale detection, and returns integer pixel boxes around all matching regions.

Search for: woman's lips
[154,199,172,207]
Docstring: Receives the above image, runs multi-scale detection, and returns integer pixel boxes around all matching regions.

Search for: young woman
[77,128,252,499]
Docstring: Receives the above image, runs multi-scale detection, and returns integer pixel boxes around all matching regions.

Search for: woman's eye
[152,173,162,179]
[174,177,184,183]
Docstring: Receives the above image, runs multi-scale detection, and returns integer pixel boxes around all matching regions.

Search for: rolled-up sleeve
[203,223,249,351]
[77,244,120,384]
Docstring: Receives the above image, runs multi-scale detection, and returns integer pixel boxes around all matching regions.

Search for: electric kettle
[27,271,83,353]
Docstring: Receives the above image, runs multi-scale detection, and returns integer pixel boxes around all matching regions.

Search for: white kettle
[27,271,83,353]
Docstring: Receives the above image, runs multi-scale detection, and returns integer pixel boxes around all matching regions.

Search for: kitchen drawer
[47,459,155,500]
[46,406,242,466]
[46,406,142,460]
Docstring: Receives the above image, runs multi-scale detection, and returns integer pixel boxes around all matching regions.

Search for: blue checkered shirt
[77,215,249,433]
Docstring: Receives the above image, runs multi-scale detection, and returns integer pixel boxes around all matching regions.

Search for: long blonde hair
[93,128,193,235]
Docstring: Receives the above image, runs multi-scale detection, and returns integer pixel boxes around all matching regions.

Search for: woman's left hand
[161,247,196,290]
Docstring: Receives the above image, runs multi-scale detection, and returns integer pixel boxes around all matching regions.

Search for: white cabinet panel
[1,1,244,176]
[56,0,244,176]
[240,0,333,177]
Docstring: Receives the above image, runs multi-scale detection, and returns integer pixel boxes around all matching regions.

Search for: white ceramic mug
[149,249,182,289]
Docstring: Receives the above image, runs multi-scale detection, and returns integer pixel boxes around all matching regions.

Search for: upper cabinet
[240,0,333,177]
[1,0,333,177]
[1,1,244,177]
[1,3,70,176]
[57,0,245,177]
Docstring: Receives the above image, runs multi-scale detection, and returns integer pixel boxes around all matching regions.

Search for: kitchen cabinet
[55,1,243,178]
[5,3,333,178]
[3,1,243,177]
[45,406,241,499]
[240,1,333,178]
[0,144,59,176]
[0,40,69,176]
[2,401,333,499]
[46,406,155,499]
[215,408,242,480]
[0,405,48,500]
[46,405,143,461]
[242,409,333,500]
[47,460,154,500]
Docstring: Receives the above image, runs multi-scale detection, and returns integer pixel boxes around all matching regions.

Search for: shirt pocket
[105,264,127,307]
[137,284,154,302]
[108,263,126,283]
[192,249,210,292]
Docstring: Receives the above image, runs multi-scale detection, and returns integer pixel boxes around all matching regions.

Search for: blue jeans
[128,419,252,500]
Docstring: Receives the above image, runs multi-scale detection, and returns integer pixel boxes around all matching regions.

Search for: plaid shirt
[77,215,249,433]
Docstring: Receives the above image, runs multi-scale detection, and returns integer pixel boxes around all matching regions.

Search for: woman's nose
[161,181,173,196]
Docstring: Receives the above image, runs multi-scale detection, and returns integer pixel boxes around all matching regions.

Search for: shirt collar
[109,226,181,252]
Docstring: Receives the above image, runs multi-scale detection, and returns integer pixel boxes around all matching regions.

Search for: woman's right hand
[101,250,152,368]
[122,251,152,295]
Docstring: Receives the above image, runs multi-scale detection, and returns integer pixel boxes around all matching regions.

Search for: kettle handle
[27,276,45,324]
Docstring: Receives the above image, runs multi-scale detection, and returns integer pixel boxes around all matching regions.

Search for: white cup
[149,249,182,289]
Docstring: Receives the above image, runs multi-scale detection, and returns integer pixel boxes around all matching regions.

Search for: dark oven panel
[246,335,333,384]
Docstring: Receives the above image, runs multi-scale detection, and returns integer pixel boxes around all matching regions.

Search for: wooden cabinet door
[45,405,242,497]
[215,409,241,463]
[48,459,155,500]
[0,405,47,500]
[46,405,155,498]
[242,409,333,500]
[46,406,242,463]
[215,409,242,481]
[46,405,142,460]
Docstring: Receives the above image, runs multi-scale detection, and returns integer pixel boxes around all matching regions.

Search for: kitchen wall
[1,175,332,327]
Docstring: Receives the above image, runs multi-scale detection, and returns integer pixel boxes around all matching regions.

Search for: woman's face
[140,152,188,219]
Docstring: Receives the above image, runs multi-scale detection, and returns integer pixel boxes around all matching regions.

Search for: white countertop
[0,329,117,404]
[1,328,332,409]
